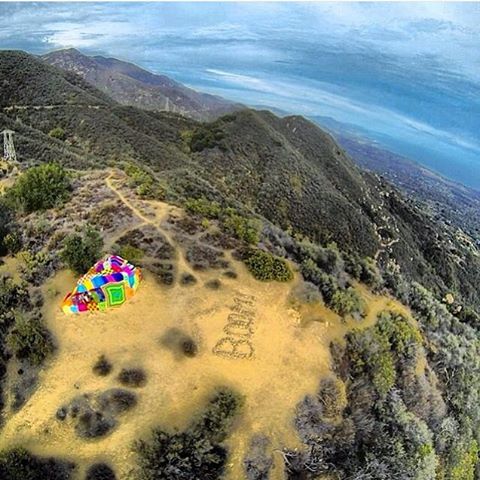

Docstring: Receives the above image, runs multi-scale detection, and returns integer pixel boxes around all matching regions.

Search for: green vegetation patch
[346,311,421,397]
[123,163,164,199]
[0,447,74,480]
[447,439,479,480]
[0,201,15,256]
[187,124,225,153]
[136,388,242,480]
[243,248,293,282]
[185,197,260,245]
[6,310,54,366]
[61,226,103,275]
[48,127,66,141]
[6,163,71,213]
[330,287,366,319]
[116,244,144,264]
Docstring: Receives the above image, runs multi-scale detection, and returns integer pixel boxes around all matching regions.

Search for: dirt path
[3,104,106,112]
[104,169,194,274]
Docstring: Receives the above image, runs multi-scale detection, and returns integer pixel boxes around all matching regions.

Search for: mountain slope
[1,50,479,310]
[1,49,480,480]
[42,48,242,121]
[317,119,480,242]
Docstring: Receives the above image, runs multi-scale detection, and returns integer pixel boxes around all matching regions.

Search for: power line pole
[1,129,17,163]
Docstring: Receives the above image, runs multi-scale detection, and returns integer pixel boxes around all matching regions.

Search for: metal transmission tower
[1,129,17,162]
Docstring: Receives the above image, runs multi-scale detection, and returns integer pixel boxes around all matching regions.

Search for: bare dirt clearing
[0,170,413,479]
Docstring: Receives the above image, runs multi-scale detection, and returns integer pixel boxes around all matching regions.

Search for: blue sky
[1,2,479,189]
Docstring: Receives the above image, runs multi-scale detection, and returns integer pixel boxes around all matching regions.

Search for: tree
[7,163,71,213]
[61,227,103,274]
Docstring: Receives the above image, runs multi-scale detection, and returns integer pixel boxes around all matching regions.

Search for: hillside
[42,48,242,121]
[0,50,479,480]
[1,51,479,310]
[328,127,480,243]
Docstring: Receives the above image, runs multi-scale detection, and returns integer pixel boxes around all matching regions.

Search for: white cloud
[205,68,480,154]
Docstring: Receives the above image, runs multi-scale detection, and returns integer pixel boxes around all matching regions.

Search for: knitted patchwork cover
[62,255,142,314]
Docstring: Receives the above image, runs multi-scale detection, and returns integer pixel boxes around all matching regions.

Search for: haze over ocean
[1,2,479,189]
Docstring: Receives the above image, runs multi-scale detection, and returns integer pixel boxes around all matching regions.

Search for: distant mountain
[42,48,242,121]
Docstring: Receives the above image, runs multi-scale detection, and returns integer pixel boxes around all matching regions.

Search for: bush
[221,210,260,245]
[189,125,225,152]
[447,439,478,480]
[330,287,366,319]
[117,244,143,264]
[6,163,71,213]
[243,249,293,282]
[0,276,30,325]
[3,231,22,254]
[85,463,116,480]
[185,198,260,245]
[345,311,422,398]
[48,127,66,141]
[17,250,54,285]
[92,355,112,377]
[117,368,147,388]
[0,201,14,256]
[185,198,222,218]
[0,448,74,480]
[61,227,103,274]
[124,163,163,199]
[300,258,339,303]
[6,311,54,366]
[136,388,242,480]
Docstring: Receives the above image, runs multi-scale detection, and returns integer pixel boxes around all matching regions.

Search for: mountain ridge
[41,48,242,120]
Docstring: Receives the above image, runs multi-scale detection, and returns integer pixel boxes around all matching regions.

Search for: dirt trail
[3,104,105,112]
[105,170,193,274]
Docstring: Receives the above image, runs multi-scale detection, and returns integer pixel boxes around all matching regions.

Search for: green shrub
[3,231,22,254]
[117,244,144,264]
[85,463,116,480]
[124,163,163,199]
[185,199,260,244]
[330,287,366,318]
[48,127,66,141]
[61,227,103,274]
[17,250,52,284]
[7,163,71,213]
[376,311,422,358]
[359,257,383,289]
[345,311,421,398]
[189,125,225,152]
[0,276,30,325]
[300,258,339,303]
[185,197,222,218]
[448,439,478,480]
[0,201,14,256]
[221,210,260,245]
[136,388,242,480]
[244,249,293,282]
[371,350,396,397]
[6,311,54,365]
[0,447,74,480]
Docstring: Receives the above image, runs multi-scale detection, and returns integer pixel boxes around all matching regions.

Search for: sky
[0,2,479,189]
